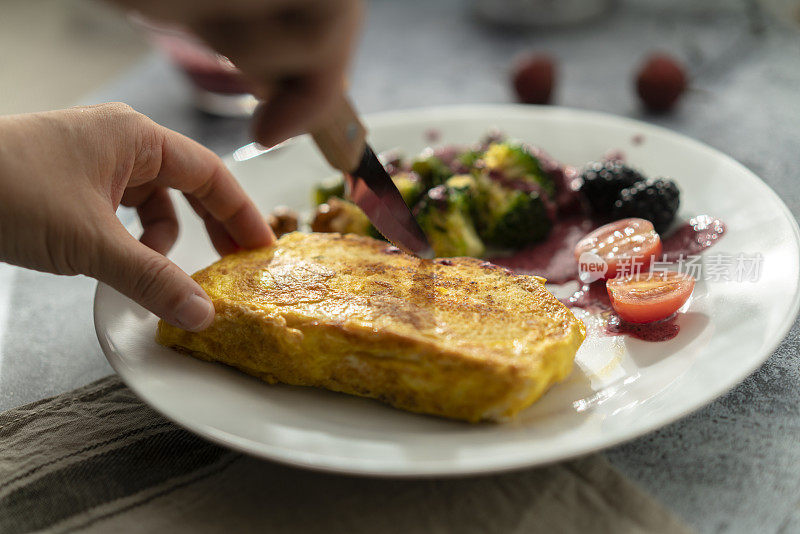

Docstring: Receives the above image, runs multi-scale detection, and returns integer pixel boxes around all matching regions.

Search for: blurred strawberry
[513,54,556,105]
[635,53,687,113]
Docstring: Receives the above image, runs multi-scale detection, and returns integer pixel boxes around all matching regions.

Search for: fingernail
[175,294,215,332]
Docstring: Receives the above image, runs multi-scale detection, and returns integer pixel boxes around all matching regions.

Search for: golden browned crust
[156,232,585,422]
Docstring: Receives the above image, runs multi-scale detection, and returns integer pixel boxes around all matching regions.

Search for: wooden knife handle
[310,94,367,173]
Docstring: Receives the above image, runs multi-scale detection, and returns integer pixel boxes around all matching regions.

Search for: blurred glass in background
[128,14,258,118]
[0,0,146,115]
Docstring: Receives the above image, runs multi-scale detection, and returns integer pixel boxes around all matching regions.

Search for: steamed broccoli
[391,171,424,206]
[313,175,346,205]
[481,142,554,197]
[445,173,479,193]
[314,171,423,208]
[310,138,556,255]
[414,176,485,258]
[456,149,482,170]
[474,174,551,248]
[410,154,453,188]
[411,147,488,185]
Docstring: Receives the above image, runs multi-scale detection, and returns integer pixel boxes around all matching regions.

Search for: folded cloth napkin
[0,376,690,534]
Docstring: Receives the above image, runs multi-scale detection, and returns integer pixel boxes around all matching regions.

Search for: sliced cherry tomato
[606,271,696,323]
[574,218,662,280]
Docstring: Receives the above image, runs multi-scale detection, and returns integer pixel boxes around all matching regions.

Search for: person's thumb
[93,223,215,332]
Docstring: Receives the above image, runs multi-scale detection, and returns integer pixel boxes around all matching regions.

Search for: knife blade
[310,95,434,259]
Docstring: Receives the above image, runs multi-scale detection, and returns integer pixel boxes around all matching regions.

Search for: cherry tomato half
[574,218,662,280]
[606,271,696,323]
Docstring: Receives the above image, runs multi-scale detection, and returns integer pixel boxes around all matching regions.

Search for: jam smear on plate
[560,281,611,313]
[662,215,726,260]
[490,215,595,284]
[605,313,681,342]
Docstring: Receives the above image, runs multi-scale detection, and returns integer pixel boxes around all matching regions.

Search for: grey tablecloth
[0,377,690,534]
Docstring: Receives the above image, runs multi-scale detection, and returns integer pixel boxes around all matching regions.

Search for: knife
[310,95,434,259]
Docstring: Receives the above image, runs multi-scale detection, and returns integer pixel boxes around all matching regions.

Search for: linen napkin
[0,376,691,534]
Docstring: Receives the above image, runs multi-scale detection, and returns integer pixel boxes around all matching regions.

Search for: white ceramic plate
[95,105,800,477]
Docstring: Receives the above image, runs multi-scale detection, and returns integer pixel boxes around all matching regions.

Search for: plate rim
[96,103,800,477]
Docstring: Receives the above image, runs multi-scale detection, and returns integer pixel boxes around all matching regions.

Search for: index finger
[149,125,275,251]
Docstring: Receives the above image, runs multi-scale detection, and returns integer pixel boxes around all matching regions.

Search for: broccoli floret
[481,142,554,197]
[313,175,346,205]
[314,172,421,208]
[445,173,479,195]
[475,174,551,248]
[414,178,485,258]
[410,154,453,188]
[392,172,424,206]
[456,149,482,171]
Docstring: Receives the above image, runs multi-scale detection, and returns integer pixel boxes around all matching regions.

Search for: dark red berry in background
[513,54,555,105]
[635,53,687,113]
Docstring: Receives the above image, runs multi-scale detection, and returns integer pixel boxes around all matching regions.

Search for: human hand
[0,103,274,331]
[113,0,363,147]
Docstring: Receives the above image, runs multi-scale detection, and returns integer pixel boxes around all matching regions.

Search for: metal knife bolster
[310,96,434,259]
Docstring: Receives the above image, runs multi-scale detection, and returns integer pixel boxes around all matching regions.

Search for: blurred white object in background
[0,0,147,115]
[474,0,612,27]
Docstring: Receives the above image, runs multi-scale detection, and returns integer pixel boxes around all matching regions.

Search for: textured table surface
[1,0,799,532]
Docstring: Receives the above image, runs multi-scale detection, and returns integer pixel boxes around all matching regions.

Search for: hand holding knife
[310,95,434,259]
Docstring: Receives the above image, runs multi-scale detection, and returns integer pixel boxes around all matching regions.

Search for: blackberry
[578,161,646,216]
[611,178,680,233]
